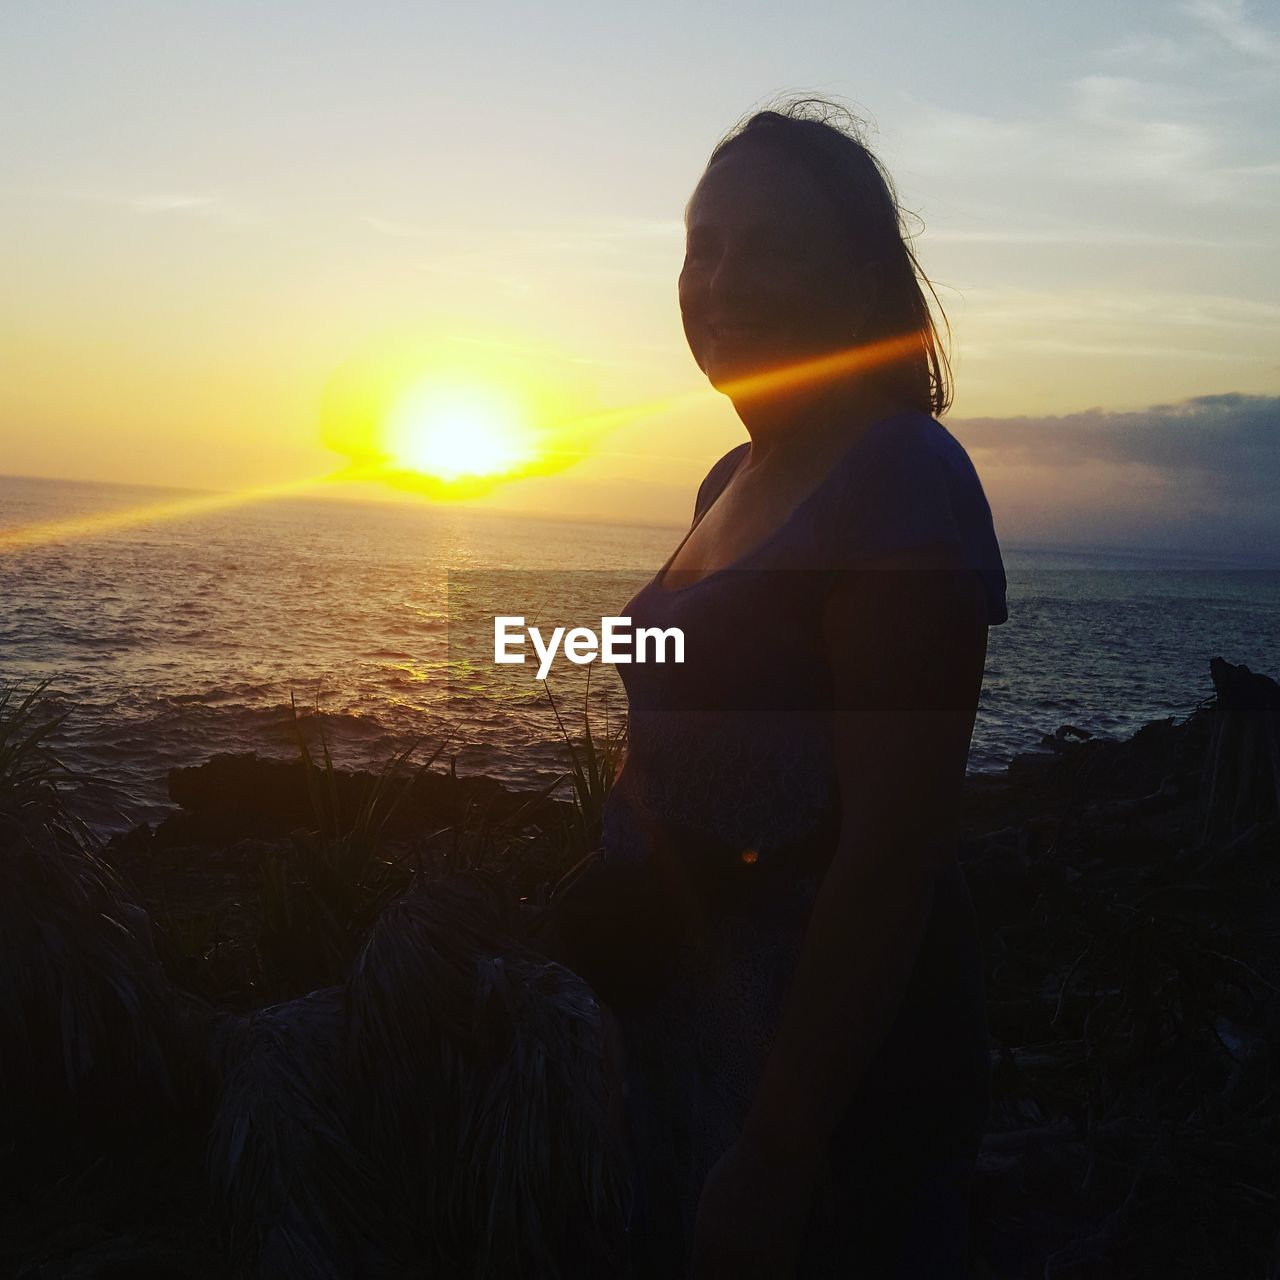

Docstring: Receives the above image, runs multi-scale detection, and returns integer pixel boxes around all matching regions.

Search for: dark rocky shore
[3,657,1278,1278]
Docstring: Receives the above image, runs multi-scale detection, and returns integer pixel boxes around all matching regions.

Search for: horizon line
[3,470,1278,569]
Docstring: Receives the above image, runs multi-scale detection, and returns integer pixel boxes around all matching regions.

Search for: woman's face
[679,142,865,392]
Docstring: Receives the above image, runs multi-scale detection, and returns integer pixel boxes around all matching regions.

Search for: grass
[0,680,216,1275]
[254,672,627,998]
[256,695,456,995]
[222,681,633,1273]
[0,681,190,1134]
[542,663,627,861]
[8,663,1277,1277]
[0,679,74,832]
[2,681,632,1276]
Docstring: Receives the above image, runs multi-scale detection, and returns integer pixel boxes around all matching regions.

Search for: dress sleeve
[817,419,1009,626]
[834,426,964,558]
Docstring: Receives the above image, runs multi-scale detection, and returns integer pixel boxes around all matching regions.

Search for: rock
[1007,750,1062,784]
[154,753,570,848]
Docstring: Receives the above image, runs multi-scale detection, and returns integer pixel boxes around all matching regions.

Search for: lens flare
[1,330,926,553]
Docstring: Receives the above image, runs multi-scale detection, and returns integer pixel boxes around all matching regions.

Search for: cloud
[1183,0,1280,62]
[952,287,1280,372]
[67,189,263,226]
[1097,33,1198,68]
[571,220,684,243]
[1067,75,1224,201]
[954,392,1276,477]
[1099,3,1280,66]
[364,215,435,238]
[359,215,684,296]
[122,193,215,213]
[925,227,1252,248]
[901,75,1272,207]
[900,1,1279,213]
[949,394,1280,560]
[365,215,682,260]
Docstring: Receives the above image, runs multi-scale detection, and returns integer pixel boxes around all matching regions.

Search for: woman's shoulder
[850,409,962,474]
[816,410,1010,624]
[815,411,953,528]
[828,411,995,528]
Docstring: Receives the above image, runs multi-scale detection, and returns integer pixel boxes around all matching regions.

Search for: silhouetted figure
[553,98,1009,1278]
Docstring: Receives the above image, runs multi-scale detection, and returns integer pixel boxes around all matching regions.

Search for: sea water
[2,473,1278,831]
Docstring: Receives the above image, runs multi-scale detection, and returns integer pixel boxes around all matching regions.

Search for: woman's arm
[743,542,987,1160]
[691,543,988,1276]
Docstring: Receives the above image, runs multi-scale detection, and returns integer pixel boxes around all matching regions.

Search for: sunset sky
[3,1,1277,559]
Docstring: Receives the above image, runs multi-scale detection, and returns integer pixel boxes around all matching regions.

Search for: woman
[553,99,1008,1279]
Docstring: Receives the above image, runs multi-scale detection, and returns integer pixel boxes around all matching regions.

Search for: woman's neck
[731,378,910,467]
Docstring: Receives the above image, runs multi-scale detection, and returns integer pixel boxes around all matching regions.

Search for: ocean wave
[6,480,1279,834]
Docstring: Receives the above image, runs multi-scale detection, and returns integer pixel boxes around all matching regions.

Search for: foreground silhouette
[3,658,1276,1276]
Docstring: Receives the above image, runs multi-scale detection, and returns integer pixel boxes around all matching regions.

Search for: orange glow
[319,331,593,500]
[714,330,924,405]
[0,467,380,554]
[1,330,925,553]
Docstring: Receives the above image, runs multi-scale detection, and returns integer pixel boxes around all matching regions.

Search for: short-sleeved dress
[599,410,1009,1278]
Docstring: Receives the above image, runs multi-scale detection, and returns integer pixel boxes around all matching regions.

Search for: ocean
[3,472,1278,833]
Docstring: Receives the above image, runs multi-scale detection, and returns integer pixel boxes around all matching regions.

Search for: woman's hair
[703,98,952,417]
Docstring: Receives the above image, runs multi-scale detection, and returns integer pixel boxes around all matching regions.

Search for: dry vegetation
[1,659,1277,1278]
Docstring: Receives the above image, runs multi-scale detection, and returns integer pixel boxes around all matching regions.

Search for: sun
[318,329,607,500]
[385,382,535,482]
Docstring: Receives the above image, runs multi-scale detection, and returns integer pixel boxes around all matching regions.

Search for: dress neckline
[651,410,922,595]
